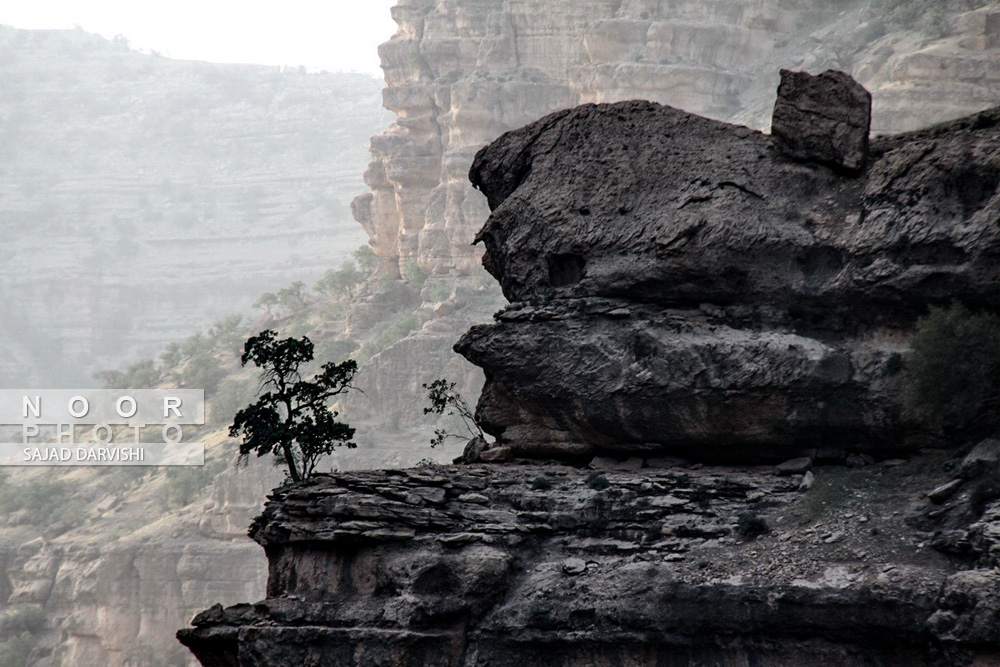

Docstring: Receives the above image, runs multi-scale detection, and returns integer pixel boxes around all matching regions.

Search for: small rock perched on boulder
[771,68,872,173]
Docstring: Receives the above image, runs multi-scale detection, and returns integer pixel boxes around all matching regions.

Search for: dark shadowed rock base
[179,459,1000,666]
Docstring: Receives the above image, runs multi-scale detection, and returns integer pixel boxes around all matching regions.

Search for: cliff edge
[179,72,999,666]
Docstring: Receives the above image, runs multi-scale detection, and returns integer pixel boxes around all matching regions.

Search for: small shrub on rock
[531,476,553,491]
[908,303,1000,432]
[735,511,770,540]
[586,473,611,491]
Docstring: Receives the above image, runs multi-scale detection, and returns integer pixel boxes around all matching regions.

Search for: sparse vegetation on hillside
[423,379,486,448]
[0,471,81,527]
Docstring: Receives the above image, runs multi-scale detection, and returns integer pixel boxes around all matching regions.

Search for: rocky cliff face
[0,26,391,387]
[178,68,1000,665]
[354,0,1000,279]
[346,0,1000,429]
[456,78,999,461]
[178,451,1000,666]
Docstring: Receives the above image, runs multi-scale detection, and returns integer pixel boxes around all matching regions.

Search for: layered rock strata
[347,0,1000,432]
[355,0,1000,278]
[178,459,1000,665]
[455,82,1000,461]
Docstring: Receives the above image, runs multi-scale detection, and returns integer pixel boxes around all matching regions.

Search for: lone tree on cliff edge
[230,329,358,482]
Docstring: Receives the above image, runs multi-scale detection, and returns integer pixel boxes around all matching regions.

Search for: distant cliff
[345,0,1000,424]
[0,25,391,387]
[353,0,1000,279]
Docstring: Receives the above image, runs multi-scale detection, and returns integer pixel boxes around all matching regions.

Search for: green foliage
[230,330,358,482]
[0,472,77,526]
[402,261,430,291]
[531,476,553,491]
[352,245,379,274]
[94,358,161,389]
[735,511,770,540]
[314,338,359,366]
[162,449,231,508]
[276,281,307,312]
[1,606,45,636]
[423,379,485,447]
[0,632,36,667]
[252,292,279,314]
[359,312,419,361]
[314,261,364,300]
[908,303,1000,431]
[178,351,226,394]
[206,314,247,353]
[209,378,258,428]
[426,281,453,303]
[586,473,611,491]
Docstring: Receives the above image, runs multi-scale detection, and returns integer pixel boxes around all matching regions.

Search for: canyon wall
[354,0,1000,279]
[345,0,1000,428]
[0,26,391,387]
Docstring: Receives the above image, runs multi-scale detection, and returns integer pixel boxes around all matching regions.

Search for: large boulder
[771,69,872,173]
[456,83,1000,462]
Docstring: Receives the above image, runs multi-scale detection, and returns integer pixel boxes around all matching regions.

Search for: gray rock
[798,470,816,492]
[181,465,1000,666]
[479,446,513,463]
[960,438,1000,478]
[776,457,813,476]
[771,69,872,173]
[589,456,644,471]
[928,479,964,504]
[458,91,1000,462]
[846,453,875,468]
[455,436,489,464]
[561,557,587,575]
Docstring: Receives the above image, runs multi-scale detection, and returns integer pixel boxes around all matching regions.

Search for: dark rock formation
[457,84,1000,462]
[772,69,872,173]
[178,459,1000,666]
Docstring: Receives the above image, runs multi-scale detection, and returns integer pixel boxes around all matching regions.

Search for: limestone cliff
[354,0,1000,278]
[179,73,1000,665]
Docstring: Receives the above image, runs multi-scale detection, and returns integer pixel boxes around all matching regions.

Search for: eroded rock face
[456,96,1000,461]
[178,462,1000,666]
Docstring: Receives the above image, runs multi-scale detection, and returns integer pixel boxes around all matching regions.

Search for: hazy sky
[0,0,398,75]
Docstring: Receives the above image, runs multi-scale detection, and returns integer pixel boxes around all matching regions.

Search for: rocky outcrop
[178,457,1000,665]
[455,76,1000,461]
[346,0,1000,432]
[353,0,1000,279]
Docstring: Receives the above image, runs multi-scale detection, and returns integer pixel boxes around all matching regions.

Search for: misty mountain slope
[0,25,392,388]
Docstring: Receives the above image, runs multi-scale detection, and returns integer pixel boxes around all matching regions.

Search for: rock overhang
[459,71,1000,461]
